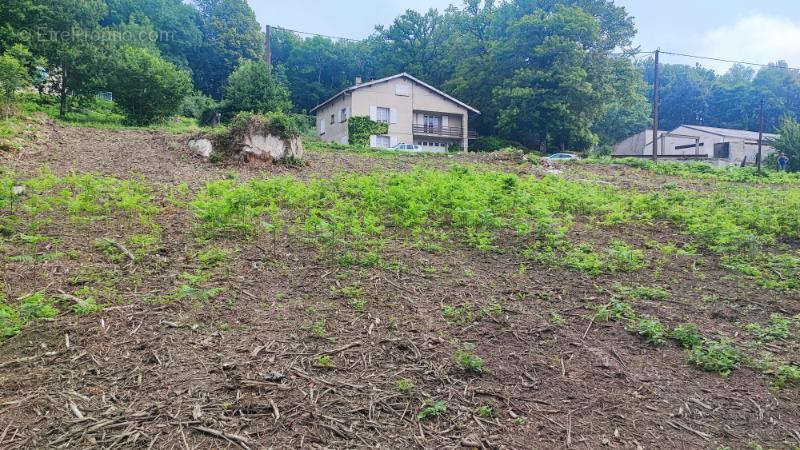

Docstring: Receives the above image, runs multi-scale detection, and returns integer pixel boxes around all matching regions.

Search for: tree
[224,59,291,114]
[192,0,264,99]
[0,48,30,117]
[30,0,109,117]
[770,118,800,172]
[106,46,192,125]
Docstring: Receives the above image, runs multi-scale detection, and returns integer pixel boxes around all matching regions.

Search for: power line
[659,50,800,71]
[269,25,362,43]
[267,24,800,71]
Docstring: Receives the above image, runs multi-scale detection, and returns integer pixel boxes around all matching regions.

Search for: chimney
[355,76,363,85]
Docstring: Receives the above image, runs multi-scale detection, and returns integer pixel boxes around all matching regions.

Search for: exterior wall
[350,76,472,150]
[351,78,414,146]
[615,126,777,166]
[315,94,351,145]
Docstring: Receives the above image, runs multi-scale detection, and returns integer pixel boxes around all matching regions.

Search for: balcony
[413,124,477,139]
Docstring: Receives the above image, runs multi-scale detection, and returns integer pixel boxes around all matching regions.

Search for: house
[310,73,479,152]
[613,125,779,165]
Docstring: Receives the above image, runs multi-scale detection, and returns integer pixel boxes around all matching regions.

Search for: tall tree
[192,0,264,99]
[31,0,109,117]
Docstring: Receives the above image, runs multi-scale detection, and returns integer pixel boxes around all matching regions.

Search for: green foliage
[223,60,292,116]
[417,401,447,421]
[471,136,525,153]
[622,285,669,301]
[745,314,792,342]
[180,93,218,119]
[348,116,388,147]
[586,157,800,184]
[71,296,102,316]
[773,365,800,389]
[635,316,667,345]
[672,323,703,349]
[453,346,484,373]
[595,299,636,322]
[0,291,59,339]
[442,304,474,325]
[687,339,740,376]
[476,405,493,417]
[192,0,264,99]
[0,46,30,116]
[770,118,800,172]
[315,354,334,369]
[106,46,193,125]
[394,378,415,394]
[196,246,229,268]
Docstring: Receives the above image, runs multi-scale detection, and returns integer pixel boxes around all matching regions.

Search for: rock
[188,138,213,159]
[12,186,25,196]
[241,133,304,162]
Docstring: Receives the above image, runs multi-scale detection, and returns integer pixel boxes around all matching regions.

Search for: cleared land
[1,120,799,449]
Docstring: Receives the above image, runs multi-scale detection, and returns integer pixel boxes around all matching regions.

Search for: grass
[17,94,201,134]
[744,314,792,343]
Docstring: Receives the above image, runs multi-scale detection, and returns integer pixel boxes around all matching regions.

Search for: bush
[107,47,193,125]
[686,339,739,376]
[472,136,524,152]
[224,60,291,115]
[348,116,388,147]
[0,47,30,117]
[179,93,218,119]
[770,118,800,172]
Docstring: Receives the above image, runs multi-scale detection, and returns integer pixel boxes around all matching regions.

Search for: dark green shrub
[672,323,703,349]
[224,60,291,115]
[106,47,193,125]
[687,339,739,376]
[472,136,524,152]
[180,93,218,119]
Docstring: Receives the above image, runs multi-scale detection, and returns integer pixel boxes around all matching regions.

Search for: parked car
[392,143,423,152]
[543,153,579,161]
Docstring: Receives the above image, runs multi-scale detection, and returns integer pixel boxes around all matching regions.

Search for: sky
[251,0,800,74]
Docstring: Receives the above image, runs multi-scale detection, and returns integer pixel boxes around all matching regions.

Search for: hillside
[0,122,799,449]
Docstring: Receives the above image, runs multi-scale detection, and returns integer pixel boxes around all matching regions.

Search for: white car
[391,143,423,152]
[543,153,579,161]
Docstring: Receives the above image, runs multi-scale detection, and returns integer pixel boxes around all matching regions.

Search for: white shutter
[414,113,421,125]
[369,135,377,148]
[390,136,398,147]
[390,108,398,124]
[441,116,449,128]
[320,118,326,135]
[370,106,377,121]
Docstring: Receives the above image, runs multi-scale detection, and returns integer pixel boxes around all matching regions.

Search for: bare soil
[1,122,799,449]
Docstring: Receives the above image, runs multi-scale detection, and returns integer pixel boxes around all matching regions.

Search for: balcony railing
[413,125,477,138]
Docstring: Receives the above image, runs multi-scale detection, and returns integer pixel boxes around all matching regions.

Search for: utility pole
[651,49,660,162]
[757,97,764,173]
[265,25,272,69]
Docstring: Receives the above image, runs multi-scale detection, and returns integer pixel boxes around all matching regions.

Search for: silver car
[543,153,579,161]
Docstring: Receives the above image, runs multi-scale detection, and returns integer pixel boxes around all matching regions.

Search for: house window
[376,107,390,123]
[714,142,730,159]
[376,135,391,148]
[330,114,335,125]
[340,108,347,122]
[424,115,441,132]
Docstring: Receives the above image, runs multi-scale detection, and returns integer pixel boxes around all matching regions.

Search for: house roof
[309,73,481,114]
[677,125,779,140]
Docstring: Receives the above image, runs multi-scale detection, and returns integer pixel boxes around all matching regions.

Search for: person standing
[778,153,790,171]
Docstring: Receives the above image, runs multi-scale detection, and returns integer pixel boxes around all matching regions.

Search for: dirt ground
[1,122,799,449]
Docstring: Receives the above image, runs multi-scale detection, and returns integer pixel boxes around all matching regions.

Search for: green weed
[687,339,740,376]
[315,354,334,369]
[442,304,474,325]
[454,346,484,373]
[745,314,792,342]
[418,401,447,421]
[476,405,493,417]
[672,323,703,349]
[635,317,667,345]
[395,378,415,394]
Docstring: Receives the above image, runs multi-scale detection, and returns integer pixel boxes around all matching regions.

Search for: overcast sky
[251,0,800,74]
